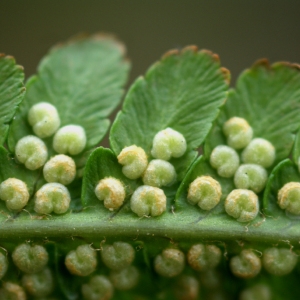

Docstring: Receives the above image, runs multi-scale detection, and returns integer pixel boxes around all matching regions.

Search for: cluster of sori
[155,243,298,300]
[95,128,187,217]
[0,241,138,299]
[277,173,300,216]
[65,242,139,299]
[0,241,298,299]
[0,102,86,215]
[187,117,275,222]
[0,244,51,299]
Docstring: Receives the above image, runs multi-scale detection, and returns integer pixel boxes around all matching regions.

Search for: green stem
[0,208,298,247]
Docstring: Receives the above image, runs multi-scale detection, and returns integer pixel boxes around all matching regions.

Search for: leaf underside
[2,43,300,300]
[0,146,39,198]
[7,34,130,157]
[0,54,25,145]
[110,46,230,179]
[175,155,234,214]
[206,60,300,164]
[263,159,300,217]
[82,147,139,207]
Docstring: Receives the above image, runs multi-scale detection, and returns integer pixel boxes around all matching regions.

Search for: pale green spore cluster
[101,242,135,270]
[22,267,54,297]
[0,178,29,211]
[187,176,222,211]
[229,249,261,278]
[34,183,71,215]
[12,244,49,274]
[95,177,126,211]
[154,248,185,278]
[110,265,140,291]
[15,135,48,170]
[130,185,166,217]
[81,275,114,300]
[117,145,148,179]
[142,159,177,187]
[277,182,300,215]
[151,127,187,160]
[242,138,275,168]
[43,154,76,185]
[53,124,87,155]
[225,189,259,222]
[28,102,60,138]
[187,244,222,271]
[65,244,97,276]
[262,247,298,276]
[223,117,253,149]
[234,164,268,193]
[210,145,240,178]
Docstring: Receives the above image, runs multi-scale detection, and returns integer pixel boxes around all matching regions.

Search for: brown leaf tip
[221,67,231,85]
[292,63,300,70]
[162,49,180,59]
[0,54,24,72]
[272,61,300,71]
[162,46,224,66]
[182,45,198,53]
[0,54,16,63]
[252,59,300,73]
[252,58,270,69]
[200,49,220,63]
[162,45,200,59]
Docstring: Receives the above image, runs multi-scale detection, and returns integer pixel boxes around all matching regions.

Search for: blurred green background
[1,0,300,85]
